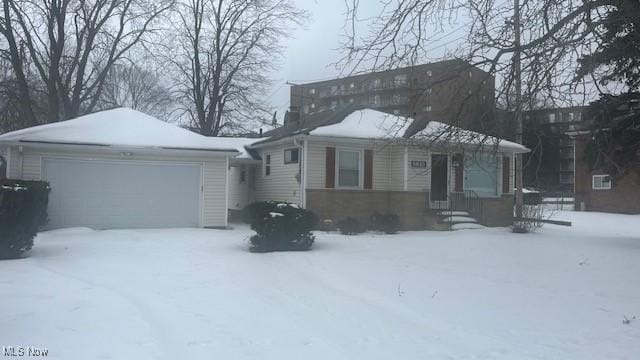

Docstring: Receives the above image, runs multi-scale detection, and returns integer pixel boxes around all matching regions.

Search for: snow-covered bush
[337,217,366,235]
[247,201,317,252]
[370,212,400,234]
[0,180,50,259]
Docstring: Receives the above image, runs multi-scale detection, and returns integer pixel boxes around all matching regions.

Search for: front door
[430,154,448,206]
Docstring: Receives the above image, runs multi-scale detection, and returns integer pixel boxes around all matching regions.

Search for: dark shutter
[502,156,511,194]
[454,154,463,192]
[364,149,373,189]
[325,147,335,188]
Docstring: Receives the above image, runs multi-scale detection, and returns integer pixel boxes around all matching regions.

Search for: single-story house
[572,132,640,214]
[0,108,244,229]
[1,107,529,230]
[231,108,529,229]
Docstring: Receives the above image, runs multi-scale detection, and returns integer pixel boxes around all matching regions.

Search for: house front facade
[239,109,528,230]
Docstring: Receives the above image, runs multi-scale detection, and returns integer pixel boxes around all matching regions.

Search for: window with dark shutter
[364,150,373,189]
[325,147,335,188]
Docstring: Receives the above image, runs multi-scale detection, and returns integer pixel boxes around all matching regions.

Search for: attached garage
[43,159,202,229]
[0,108,238,230]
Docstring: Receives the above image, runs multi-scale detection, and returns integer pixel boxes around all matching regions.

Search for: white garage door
[43,158,202,229]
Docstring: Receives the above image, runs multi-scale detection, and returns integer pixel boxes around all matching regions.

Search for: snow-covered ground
[1,211,639,359]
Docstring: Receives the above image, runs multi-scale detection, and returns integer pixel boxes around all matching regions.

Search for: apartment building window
[426,87,433,94]
[349,82,356,89]
[394,74,408,87]
[560,173,573,184]
[548,113,556,123]
[426,70,433,76]
[393,109,400,115]
[264,154,271,176]
[284,148,299,164]
[310,103,316,111]
[330,85,338,94]
[309,88,316,95]
[373,78,382,89]
[423,105,432,112]
[592,175,612,190]
[330,100,337,109]
[392,94,406,105]
[303,105,309,114]
[349,97,354,104]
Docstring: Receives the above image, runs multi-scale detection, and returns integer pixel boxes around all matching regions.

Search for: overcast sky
[266,0,468,124]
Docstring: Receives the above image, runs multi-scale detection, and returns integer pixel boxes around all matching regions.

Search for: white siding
[228,165,253,210]
[254,142,302,204]
[306,139,397,191]
[5,146,229,227]
[406,147,430,192]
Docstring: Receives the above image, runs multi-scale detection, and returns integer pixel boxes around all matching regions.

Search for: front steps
[436,210,485,230]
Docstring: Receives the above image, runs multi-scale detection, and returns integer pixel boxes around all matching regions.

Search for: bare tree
[170,0,306,136]
[99,63,175,120]
[0,0,173,126]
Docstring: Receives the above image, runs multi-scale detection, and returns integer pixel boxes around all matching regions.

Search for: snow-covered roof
[0,108,243,154]
[411,119,529,153]
[308,109,528,153]
[309,109,412,139]
[205,137,262,159]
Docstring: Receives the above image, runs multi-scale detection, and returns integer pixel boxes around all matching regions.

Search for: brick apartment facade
[288,59,496,132]
[573,134,640,214]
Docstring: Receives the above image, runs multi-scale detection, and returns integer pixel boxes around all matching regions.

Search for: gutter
[0,140,240,156]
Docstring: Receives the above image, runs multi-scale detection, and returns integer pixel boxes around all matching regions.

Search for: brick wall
[306,189,515,230]
[574,135,640,214]
[306,189,432,230]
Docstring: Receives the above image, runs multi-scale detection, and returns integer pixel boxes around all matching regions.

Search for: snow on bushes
[0,180,50,259]
[370,212,400,234]
[243,201,318,252]
[337,217,366,235]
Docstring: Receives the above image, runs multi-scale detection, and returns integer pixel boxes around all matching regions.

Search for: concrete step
[451,223,486,231]
[436,210,470,217]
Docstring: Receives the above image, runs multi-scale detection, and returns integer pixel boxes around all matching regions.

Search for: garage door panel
[43,158,202,229]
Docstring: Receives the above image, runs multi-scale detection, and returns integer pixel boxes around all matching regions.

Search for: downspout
[18,145,24,179]
[293,136,306,208]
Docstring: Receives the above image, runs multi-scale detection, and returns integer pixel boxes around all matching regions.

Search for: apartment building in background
[285,59,497,133]
[522,106,586,193]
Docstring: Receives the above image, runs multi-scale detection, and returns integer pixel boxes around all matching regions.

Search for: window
[330,100,337,109]
[331,85,338,94]
[373,78,382,88]
[309,88,316,95]
[548,113,556,123]
[310,103,316,111]
[464,153,498,196]
[394,74,408,87]
[592,175,611,190]
[423,105,432,112]
[426,87,433,94]
[337,150,360,187]
[426,70,433,76]
[284,148,299,164]
[303,105,309,114]
[349,82,356,89]
[264,154,271,176]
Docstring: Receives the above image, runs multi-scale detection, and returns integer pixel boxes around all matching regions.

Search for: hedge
[0,180,50,259]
